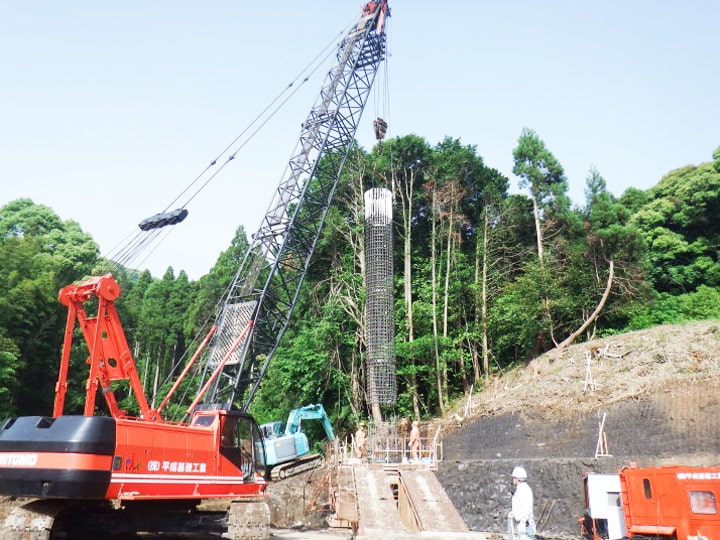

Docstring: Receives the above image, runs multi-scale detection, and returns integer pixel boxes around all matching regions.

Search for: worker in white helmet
[508,466,535,540]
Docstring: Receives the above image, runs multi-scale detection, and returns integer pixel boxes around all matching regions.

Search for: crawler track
[0,498,270,540]
[271,454,324,480]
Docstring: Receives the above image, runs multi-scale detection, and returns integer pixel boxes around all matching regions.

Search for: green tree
[510,129,572,352]
[191,225,252,328]
[423,138,501,409]
[512,128,569,264]
[0,342,21,418]
[549,168,634,347]
[131,268,194,411]
[0,199,99,416]
[469,165,510,381]
[632,161,720,293]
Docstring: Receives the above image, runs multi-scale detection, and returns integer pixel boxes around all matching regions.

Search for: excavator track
[0,498,270,540]
[271,454,323,480]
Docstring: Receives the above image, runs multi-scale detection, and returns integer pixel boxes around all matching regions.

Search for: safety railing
[344,426,443,469]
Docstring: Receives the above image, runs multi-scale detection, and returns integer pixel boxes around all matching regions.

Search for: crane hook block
[373,117,388,141]
[138,208,189,231]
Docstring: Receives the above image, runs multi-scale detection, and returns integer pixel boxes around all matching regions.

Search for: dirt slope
[454,320,718,422]
[434,320,720,536]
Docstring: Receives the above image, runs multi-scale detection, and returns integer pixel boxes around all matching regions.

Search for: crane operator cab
[220,413,266,482]
[191,410,267,482]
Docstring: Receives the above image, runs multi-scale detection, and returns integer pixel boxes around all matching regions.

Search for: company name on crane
[0,453,38,467]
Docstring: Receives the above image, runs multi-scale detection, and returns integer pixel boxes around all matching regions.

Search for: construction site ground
[2,320,719,538]
[268,320,720,538]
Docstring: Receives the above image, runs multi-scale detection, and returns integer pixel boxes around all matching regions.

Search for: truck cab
[584,465,720,540]
[620,465,720,540]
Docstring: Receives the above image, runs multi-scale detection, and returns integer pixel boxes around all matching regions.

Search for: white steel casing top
[364,188,393,225]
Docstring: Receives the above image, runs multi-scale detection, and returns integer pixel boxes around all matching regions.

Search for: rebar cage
[364,188,396,405]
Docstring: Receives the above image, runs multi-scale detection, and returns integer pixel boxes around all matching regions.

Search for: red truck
[583,463,720,540]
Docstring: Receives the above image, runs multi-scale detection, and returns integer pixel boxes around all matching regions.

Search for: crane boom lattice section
[204,3,389,411]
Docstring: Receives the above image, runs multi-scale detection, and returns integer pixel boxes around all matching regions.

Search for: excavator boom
[285,404,335,440]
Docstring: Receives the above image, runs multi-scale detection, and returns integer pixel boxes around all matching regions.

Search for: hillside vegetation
[1,138,720,435]
[439,319,720,459]
[471,319,720,419]
[435,320,720,537]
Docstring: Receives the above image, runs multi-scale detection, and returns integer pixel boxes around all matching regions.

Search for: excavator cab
[260,421,284,440]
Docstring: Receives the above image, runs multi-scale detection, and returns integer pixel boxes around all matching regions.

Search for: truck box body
[620,466,720,540]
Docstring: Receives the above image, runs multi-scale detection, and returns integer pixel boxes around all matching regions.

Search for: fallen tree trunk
[557,259,614,350]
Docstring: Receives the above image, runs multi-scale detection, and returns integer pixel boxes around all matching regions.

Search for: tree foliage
[631,161,720,293]
[0,199,99,416]
[1,138,719,429]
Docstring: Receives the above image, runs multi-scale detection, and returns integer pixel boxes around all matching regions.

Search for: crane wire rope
[102,19,356,276]
[372,20,391,135]
[148,16,371,416]
[369,15,393,196]
[103,53,329,272]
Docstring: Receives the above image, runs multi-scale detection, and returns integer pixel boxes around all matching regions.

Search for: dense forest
[2,130,719,438]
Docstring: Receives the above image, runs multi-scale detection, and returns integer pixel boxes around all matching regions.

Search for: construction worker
[409,420,420,462]
[508,466,535,540]
[355,422,367,459]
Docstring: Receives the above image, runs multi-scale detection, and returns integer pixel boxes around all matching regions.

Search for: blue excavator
[260,404,335,480]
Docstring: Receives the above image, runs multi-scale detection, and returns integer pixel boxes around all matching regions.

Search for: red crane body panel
[0,411,266,501]
[108,413,266,500]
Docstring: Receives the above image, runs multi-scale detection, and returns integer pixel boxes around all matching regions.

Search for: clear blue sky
[1,1,718,280]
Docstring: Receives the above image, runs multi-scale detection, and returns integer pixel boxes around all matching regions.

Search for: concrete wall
[436,457,668,537]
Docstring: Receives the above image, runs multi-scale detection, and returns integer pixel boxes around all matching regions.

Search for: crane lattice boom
[203,2,389,411]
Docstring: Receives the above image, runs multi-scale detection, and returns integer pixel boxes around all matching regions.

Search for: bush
[626,285,720,330]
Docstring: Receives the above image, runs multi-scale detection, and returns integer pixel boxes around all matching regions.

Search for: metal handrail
[346,434,442,469]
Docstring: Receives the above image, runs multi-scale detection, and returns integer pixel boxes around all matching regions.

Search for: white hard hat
[512,466,527,480]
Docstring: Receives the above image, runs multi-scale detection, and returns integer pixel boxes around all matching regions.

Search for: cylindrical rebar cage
[364,187,396,405]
